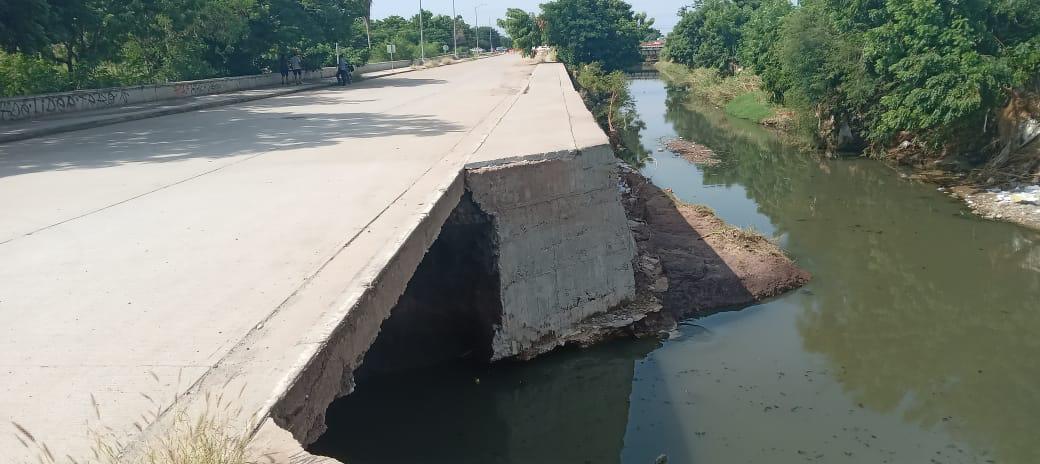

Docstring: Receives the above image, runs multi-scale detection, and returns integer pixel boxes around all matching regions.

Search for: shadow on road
[0,89,463,178]
[355,77,448,88]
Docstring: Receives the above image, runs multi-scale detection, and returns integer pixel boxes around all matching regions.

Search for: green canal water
[311,78,1040,464]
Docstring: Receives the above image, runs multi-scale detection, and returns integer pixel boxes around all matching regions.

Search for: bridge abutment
[236,62,638,460]
[466,146,637,360]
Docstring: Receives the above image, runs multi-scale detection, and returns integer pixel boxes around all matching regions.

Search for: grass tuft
[13,388,256,464]
[656,62,793,128]
[724,92,775,123]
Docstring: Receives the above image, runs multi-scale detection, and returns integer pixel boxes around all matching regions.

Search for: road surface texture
[0,54,539,461]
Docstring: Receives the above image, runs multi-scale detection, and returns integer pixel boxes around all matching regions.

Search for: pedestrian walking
[278,55,289,85]
[290,52,303,84]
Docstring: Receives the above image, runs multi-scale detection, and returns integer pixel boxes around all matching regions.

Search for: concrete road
[0,54,535,461]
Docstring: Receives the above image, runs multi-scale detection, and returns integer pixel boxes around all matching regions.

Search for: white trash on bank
[994,185,1040,206]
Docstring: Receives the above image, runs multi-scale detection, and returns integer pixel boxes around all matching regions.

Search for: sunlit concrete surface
[0,54,537,462]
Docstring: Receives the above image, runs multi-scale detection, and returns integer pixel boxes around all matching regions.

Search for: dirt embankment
[620,168,811,330]
[528,169,811,355]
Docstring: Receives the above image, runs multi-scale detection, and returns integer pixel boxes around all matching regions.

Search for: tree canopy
[498,8,542,57]
[540,0,644,71]
[664,0,1040,151]
[0,0,373,96]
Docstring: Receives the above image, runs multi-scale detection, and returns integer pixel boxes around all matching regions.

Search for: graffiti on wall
[0,89,131,122]
[173,81,226,98]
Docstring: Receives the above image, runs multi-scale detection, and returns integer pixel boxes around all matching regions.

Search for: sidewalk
[0,66,415,144]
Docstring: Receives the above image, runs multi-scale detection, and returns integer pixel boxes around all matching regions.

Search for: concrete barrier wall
[355,60,413,74]
[0,61,413,123]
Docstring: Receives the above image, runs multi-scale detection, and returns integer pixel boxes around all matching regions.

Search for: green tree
[498,9,541,56]
[0,50,68,95]
[0,0,372,96]
[664,0,749,74]
[866,0,1019,146]
[540,0,642,71]
[634,12,661,41]
[0,0,55,53]
[574,62,645,162]
[737,0,793,99]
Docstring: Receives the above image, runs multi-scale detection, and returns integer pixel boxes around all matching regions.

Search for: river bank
[531,62,811,353]
[511,165,812,358]
[656,61,1040,232]
[621,168,811,324]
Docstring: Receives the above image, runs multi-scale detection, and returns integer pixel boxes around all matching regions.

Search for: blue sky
[371,1,689,33]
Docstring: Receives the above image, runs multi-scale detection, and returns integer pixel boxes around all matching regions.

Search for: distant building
[640,40,665,62]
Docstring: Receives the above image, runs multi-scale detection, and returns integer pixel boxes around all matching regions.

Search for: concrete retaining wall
[467,146,637,360]
[357,60,413,73]
[0,61,410,123]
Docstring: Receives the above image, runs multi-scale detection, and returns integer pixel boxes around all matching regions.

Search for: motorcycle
[336,66,353,86]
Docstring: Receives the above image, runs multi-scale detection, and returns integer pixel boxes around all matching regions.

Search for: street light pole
[451,0,458,58]
[418,0,426,63]
[490,19,494,51]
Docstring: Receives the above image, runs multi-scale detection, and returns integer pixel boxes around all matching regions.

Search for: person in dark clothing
[336,57,353,86]
[278,55,290,85]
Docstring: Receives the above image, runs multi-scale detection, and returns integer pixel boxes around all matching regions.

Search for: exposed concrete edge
[265,56,538,448]
[118,59,540,461]
[464,148,576,170]
[250,419,344,464]
[118,170,467,462]
[267,172,466,441]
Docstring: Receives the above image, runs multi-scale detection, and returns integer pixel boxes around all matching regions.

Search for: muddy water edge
[309,77,1040,464]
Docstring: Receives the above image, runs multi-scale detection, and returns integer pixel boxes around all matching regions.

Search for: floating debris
[665,138,721,166]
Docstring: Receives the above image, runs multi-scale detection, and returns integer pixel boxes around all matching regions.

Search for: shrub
[0,51,68,97]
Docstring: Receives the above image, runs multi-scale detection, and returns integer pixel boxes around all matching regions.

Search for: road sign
[387,44,396,54]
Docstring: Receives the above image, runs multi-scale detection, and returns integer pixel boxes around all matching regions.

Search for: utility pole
[451,0,458,58]
[418,0,426,63]
[362,0,372,50]
[364,18,372,49]
[490,20,494,51]
[474,3,487,55]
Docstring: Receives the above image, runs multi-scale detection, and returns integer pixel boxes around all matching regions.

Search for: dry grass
[142,392,253,464]
[418,55,459,69]
[526,48,558,64]
[12,384,256,464]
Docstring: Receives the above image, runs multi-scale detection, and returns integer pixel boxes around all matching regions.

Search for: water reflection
[644,79,1040,463]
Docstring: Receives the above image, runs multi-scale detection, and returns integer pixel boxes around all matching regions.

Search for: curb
[0,66,422,145]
